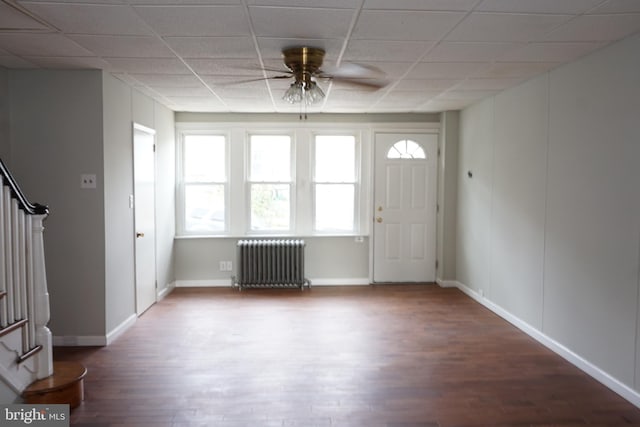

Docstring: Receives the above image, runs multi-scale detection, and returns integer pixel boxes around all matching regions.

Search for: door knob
[376,217,383,223]
[136,232,145,238]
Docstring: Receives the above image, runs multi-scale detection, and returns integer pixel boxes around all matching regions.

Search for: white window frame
[311,132,361,235]
[176,130,230,236]
[245,131,296,235]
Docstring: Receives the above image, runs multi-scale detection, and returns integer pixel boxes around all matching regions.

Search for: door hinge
[435,260,439,270]
[437,204,440,213]
[153,144,156,153]
[437,148,441,157]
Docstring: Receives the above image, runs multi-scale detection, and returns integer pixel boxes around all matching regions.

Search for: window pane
[250,135,291,181]
[315,184,355,231]
[387,139,425,159]
[250,184,290,230]
[315,135,355,182]
[185,185,225,232]
[184,135,226,182]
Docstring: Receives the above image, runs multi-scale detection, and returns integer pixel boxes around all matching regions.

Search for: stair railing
[0,159,53,386]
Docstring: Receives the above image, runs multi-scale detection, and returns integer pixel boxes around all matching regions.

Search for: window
[182,134,227,233]
[387,139,425,159]
[248,135,292,232]
[313,135,357,232]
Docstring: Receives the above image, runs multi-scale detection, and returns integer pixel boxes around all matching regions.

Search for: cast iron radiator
[233,239,310,290]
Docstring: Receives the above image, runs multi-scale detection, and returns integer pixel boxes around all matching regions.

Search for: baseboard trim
[310,278,370,286]
[439,279,640,409]
[53,314,137,347]
[175,279,231,287]
[157,282,176,301]
[53,335,106,347]
[175,278,370,287]
[106,314,137,346]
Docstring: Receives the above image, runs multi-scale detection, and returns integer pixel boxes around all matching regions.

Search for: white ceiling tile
[542,13,640,42]
[24,56,111,69]
[130,0,238,4]
[589,0,640,13]
[352,10,465,40]
[128,73,202,87]
[0,2,50,30]
[246,0,360,8]
[256,38,344,60]
[498,42,606,62]
[0,33,93,57]
[474,61,558,78]
[134,5,249,37]
[18,0,125,4]
[20,3,153,35]
[69,35,174,58]
[445,12,571,42]
[249,7,354,39]
[393,79,459,91]
[0,55,37,68]
[164,37,257,59]
[185,58,263,75]
[363,0,478,11]
[418,99,471,111]
[454,78,524,90]
[424,42,519,62]
[343,40,433,62]
[437,89,498,100]
[151,85,212,96]
[105,57,193,74]
[476,0,604,14]
[407,62,486,79]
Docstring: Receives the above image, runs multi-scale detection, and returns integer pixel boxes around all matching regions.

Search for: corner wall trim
[436,279,640,409]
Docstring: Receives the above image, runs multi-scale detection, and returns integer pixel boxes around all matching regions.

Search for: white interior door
[133,123,157,315]
[373,132,438,283]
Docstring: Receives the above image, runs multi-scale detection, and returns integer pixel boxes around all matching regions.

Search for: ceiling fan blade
[218,75,291,86]
[319,63,389,89]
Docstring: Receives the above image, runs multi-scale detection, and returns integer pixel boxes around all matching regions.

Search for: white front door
[372,132,438,283]
[133,123,157,315]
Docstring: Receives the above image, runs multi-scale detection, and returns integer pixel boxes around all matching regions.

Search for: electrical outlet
[219,261,226,271]
[225,261,232,271]
[80,174,97,189]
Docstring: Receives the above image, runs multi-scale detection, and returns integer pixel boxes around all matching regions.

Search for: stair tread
[23,361,87,395]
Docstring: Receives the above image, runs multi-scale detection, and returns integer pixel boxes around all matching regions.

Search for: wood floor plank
[54,285,640,426]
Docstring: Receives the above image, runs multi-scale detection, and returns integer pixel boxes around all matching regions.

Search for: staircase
[0,159,58,403]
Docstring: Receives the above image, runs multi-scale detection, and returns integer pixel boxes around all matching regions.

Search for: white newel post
[31,214,52,379]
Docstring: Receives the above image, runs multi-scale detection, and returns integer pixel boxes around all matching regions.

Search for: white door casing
[373,133,438,283]
[133,123,157,315]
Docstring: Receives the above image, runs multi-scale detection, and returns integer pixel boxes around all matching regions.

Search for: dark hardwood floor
[55,285,640,426]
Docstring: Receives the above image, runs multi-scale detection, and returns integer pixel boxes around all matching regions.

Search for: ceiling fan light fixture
[282,80,325,106]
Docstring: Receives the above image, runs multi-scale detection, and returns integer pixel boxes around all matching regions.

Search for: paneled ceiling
[1,0,640,113]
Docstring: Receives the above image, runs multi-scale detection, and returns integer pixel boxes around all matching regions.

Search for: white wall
[0,67,9,162]
[103,74,176,334]
[173,113,439,285]
[7,70,175,342]
[8,70,106,338]
[175,236,369,285]
[457,33,640,393]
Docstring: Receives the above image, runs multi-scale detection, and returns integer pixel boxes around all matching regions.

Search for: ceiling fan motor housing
[283,47,325,88]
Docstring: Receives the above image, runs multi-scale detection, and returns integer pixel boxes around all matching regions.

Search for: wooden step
[22,361,87,409]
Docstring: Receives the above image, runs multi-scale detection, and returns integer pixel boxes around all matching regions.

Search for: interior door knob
[376,217,383,223]
[136,232,145,238]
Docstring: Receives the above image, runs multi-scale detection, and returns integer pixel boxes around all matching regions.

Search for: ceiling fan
[235,46,389,110]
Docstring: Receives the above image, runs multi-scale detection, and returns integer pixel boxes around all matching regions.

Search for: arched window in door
[386,139,426,159]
